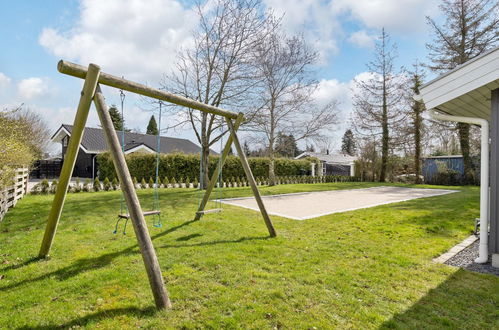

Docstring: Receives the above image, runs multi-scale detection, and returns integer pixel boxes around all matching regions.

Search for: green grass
[0,182,497,329]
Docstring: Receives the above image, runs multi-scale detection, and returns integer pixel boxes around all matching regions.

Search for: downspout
[429,110,489,263]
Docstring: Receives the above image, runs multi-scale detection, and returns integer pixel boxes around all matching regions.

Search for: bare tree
[249,30,339,185]
[161,0,276,188]
[426,0,499,183]
[351,29,405,182]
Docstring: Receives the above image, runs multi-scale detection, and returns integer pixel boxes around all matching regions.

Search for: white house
[295,151,357,177]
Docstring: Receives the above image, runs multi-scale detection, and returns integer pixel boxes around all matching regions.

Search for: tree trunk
[380,80,389,182]
[268,140,276,186]
[268,105,276,186]
[199,112,210,190]
[457,122,474,183]
[414,101,422,184]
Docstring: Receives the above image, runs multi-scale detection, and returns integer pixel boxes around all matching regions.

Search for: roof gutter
[429,110,489,263]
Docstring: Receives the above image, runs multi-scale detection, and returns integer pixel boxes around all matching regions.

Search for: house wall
[61,135,96,178]
[325,164,351,176]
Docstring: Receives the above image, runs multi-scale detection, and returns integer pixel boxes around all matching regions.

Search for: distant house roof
[295,151,357,165]
[51,124,216,155]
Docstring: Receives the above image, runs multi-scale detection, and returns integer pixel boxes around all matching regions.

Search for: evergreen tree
[409,64,426,184]
[351,29,405,182]
[341,129,356,156]
[146,115,159,135]
[275,132,299,157]
[243,141,251,156]
[426,0,498,183]
[108,105,124,131]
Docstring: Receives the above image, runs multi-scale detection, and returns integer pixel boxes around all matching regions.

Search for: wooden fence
[0,168,29,221]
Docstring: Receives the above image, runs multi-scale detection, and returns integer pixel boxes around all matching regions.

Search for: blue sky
[0,0,442,153]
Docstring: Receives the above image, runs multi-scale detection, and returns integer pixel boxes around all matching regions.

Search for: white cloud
[263,0,343,63]
[0,72,11,88]
[17,77,51,100]
[348,30,375,49]
[332,0,439,34]
[39,0,197,83]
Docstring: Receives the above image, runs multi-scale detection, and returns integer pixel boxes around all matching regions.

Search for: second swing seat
[118,210,161,219]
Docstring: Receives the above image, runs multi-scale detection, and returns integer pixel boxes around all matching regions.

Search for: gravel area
[221,186,456,220]
[445,240,499,276]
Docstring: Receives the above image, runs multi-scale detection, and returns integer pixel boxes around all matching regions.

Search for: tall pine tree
[146,115,159,135]
[352,29,405,182]
[108,105,124,131]
[341,129,356,156]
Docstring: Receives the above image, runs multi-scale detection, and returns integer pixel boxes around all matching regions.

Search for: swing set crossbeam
[57,60,239,120]
[118,210,161,219]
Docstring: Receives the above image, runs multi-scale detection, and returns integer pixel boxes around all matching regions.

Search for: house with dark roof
[51,124,211,178]
[295,151,357,176]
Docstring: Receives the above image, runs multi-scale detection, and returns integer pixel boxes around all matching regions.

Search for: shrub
[163,177,169,188]
[93,178,101,192]
[82,179,91,192]
[112,177,119,190]
[50,180,58,194]
[103,177,111,191]
[74,178,81,193]
[171,177,177,188]
[40,179,50,194]
[185,177,190,188]
[132,177,138,187]
[140,178,147,189]
[192,177,199,189]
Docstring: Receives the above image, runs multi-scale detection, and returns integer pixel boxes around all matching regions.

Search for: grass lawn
[1,182,498,329]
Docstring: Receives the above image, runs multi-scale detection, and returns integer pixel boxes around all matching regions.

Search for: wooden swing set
[38,61,277,309]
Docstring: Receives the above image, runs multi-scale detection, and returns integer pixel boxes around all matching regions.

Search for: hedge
[97,152,314,182]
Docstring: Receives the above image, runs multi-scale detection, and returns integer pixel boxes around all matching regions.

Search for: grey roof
[53,124,216,155]
[295,151,357,164]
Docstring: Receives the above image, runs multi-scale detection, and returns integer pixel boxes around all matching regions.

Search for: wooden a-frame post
[226,117,276,237]
[93,85,171,309]
[39,64,101,258]
[194,114,244,220]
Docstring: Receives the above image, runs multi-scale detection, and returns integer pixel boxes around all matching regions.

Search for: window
[63,136,68,147]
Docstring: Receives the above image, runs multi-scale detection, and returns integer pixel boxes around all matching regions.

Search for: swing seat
[118,210,161,219]
[196,208,222,215]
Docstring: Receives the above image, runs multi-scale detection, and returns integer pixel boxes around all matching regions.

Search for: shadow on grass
[16,306,157,329]
[0,257,42,272]
[0,219,198,291]
[1,218,268,291]
[380,268,499,329]
[160,236,270,249]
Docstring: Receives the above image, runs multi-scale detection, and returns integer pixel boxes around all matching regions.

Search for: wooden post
[194,114,244,220]
[226,116,276,237]
[93,85,171,309]
[39,64,101,258]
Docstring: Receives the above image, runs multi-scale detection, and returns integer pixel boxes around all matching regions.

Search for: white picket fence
[0,168,29,221]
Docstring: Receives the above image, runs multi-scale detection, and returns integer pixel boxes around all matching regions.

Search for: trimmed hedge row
[96,152,314,182]
[30,174,359,195]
